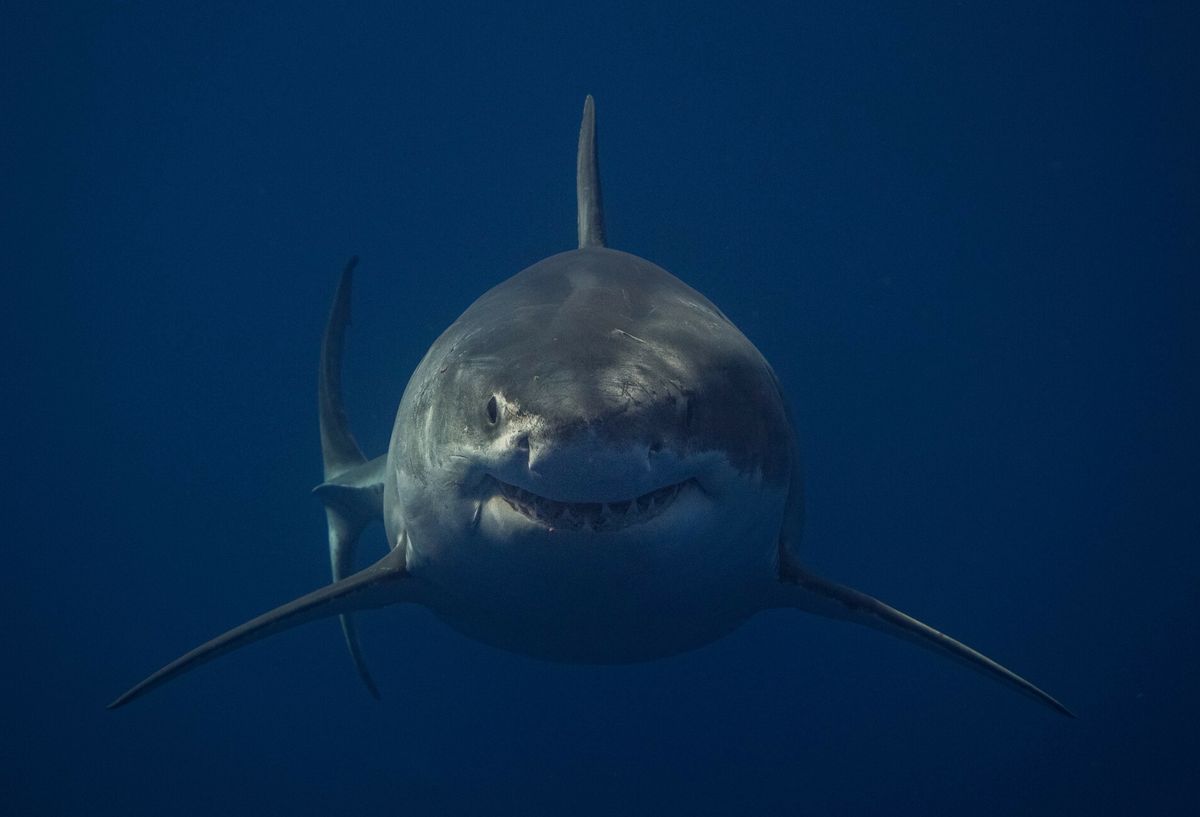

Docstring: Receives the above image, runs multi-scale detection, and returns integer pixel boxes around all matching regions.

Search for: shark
[110,97,1072,716]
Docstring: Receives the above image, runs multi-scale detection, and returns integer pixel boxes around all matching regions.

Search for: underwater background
[4,2,1198,814]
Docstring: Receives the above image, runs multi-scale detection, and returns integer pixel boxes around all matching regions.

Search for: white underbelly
[407,486,783,663]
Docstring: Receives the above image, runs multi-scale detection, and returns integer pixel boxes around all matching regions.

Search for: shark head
[385,246,797,660]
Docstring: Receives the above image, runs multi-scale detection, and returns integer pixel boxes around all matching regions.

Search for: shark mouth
[492,477,692,532]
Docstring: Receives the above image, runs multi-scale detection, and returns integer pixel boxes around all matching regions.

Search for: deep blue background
[4,2,1198,814]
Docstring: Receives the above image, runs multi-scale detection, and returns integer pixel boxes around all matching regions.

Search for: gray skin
[388,245,797,663]
[109,97,1072,717]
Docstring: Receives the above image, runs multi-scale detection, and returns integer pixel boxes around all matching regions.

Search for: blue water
[5,2,1198,814]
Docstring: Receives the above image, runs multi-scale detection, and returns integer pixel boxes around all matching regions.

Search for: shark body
[111,97,1071,717]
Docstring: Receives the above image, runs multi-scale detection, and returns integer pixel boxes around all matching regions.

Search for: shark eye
[486,395,499,425]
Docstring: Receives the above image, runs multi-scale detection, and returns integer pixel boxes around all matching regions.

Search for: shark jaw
[419,462,784,665]
[488,475,697,533]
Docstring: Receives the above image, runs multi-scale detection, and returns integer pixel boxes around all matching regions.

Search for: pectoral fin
[108,543,411,710]
[773,561,1074,718]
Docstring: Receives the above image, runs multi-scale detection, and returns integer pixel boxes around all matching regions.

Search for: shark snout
[489,420,674,504]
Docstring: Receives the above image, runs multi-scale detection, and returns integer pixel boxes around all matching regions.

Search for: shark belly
[400,479,787,663]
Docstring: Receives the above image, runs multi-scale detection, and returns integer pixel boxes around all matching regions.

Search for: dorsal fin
[318,256,367,477]
[576,95,606,248]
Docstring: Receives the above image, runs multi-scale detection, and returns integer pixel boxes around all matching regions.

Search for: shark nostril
[515,434,529,451]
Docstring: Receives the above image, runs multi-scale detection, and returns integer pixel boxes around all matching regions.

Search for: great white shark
[110,97,1072,716]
